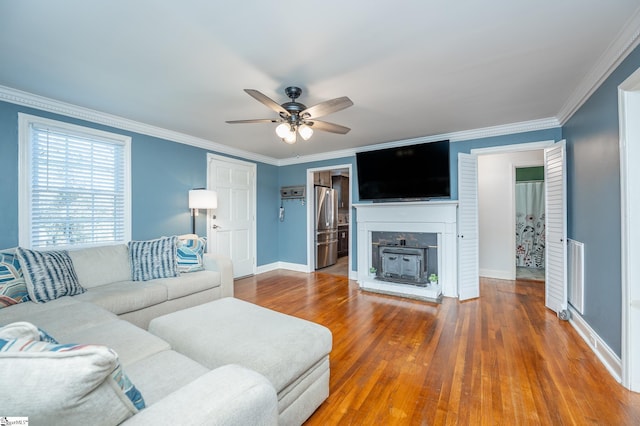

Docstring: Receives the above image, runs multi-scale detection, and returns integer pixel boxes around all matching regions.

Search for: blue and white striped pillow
[16,248,85,303]
[128,236,179,281]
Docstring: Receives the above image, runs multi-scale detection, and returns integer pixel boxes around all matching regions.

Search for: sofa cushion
[176,236,207,273]
[0,248,30,308]
[60,319,171,366]
[129,236,179,281]
[17,247,85,302]
[73,280,168,315]
[154,270,221,300]
[0,298,118,339]
[125,349,209,406]
[0,338,143,425]
[0,321,58,343]
[149,298,333,393]
[69,244,131,289]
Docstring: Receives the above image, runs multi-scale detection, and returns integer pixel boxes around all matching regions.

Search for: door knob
[212,224,222,229]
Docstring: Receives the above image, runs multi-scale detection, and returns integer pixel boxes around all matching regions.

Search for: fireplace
[370,231,437,286]
[378,245,428,284]
[354,201,458,301]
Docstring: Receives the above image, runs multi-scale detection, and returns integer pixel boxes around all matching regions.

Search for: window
[19,113,131,249]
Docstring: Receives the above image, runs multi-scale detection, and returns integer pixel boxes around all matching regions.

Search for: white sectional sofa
[0,238,333,425]
[66,242,233,329]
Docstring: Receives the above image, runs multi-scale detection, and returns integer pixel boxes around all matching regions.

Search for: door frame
[306,164,353,273]
[619,67,640,391]
[463,140,555,296]
[206,153,257,278]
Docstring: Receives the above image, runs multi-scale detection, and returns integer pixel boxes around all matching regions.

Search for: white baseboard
[479,268,514,280]
[568,306,622,383]
[255,262,311,275]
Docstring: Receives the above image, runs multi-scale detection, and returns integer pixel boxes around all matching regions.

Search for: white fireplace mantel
[354,201,458,298]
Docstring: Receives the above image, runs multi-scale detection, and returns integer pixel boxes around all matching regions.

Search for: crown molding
[277,117,560,166]
[0,85,279,166]
[557,7,640,124]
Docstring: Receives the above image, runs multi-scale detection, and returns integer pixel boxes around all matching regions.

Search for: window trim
[18,113,132,249]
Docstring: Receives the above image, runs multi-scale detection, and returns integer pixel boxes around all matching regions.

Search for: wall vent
[568,239,585,314]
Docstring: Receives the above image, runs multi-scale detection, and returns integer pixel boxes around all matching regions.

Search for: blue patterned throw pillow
[0,248,30,308]
[177,236,207,273]
[128,236,179,281]
[16,248,85,303]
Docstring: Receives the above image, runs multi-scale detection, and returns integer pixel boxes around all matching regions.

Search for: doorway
[515,166,546,282]
[307,164,352,277]
[469,140,567,315]
[477,149,545,281]
[206,153,257,279]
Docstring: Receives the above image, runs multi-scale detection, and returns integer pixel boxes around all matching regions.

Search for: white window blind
[19,114,131,249]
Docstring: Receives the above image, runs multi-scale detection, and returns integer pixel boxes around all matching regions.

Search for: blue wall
[563,44,640,356]
[277,157,356,265]
[256,162,280,266]
[0,101,280,258]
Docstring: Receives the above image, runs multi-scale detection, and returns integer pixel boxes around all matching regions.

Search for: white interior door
[544,140,568,316]
[458,153,480,300]
[207,154,256,278]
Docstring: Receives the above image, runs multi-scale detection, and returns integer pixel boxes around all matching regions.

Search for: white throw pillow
[0,338,144,425]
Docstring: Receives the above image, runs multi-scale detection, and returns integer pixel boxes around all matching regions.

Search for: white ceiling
[2,1,640,162]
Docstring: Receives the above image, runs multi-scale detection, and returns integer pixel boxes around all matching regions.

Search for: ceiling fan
[226,86,353,144]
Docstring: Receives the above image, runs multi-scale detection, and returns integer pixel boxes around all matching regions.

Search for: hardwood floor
[234,271,640,425]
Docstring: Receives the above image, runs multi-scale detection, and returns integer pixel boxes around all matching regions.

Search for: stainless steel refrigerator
[315,186,338,269]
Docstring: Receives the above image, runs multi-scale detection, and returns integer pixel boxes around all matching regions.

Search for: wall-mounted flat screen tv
[356,140,450,201]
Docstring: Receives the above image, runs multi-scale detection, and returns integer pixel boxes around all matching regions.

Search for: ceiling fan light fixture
[228,86,352,144]
[283,130,297,144]
[298,124,313,141]
[275,123,290,138]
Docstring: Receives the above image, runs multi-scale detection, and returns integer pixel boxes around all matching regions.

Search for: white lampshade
[188,189,217,209]
[298,124,313,141]
[275,123,291,138]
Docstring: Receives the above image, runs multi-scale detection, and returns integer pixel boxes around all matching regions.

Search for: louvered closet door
[544,140,568,315]
[458,153,479,300]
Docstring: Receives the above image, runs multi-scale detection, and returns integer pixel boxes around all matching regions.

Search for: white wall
[477,150,544,279]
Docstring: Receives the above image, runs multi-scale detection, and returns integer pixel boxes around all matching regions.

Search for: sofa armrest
[203,252,234,297]
[121,364,278,426]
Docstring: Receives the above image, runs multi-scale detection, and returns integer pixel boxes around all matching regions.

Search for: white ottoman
[148,297,332,426]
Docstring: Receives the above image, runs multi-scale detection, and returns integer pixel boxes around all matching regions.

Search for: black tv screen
[356,140,450,201]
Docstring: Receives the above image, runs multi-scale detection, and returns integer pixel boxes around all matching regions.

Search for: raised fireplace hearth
[354,201,458,301]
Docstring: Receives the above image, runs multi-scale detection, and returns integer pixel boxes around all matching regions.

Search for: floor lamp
[188,189,218,235]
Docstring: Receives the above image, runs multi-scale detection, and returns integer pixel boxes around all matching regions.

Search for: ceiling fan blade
[225,118,279,124]
[301,96,353,119]
[310,120,351,134]
[244,89,289,116]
